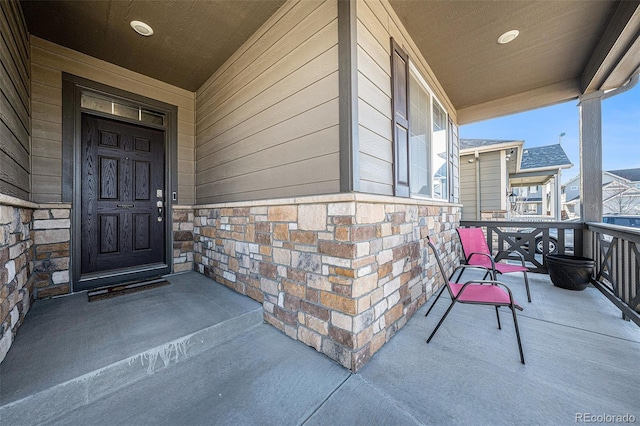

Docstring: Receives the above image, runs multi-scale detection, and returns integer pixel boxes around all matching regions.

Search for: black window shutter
[390,38,410,197]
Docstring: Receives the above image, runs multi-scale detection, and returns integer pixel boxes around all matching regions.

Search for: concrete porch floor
[1,271,639,425]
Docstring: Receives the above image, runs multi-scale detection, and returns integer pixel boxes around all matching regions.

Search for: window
[432,102,448,198]
[81,91,165,126]
[570,185,578,190]
[408,67,448,199]
[409,74,430,196]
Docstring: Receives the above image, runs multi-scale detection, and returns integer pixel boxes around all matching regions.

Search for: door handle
[157,201,163,222]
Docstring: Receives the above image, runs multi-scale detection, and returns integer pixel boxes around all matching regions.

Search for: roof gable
[460,139,523,151]
[607,168,640,182]
[520,144,572,170]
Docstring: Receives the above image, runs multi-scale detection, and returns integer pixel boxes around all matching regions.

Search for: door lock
[157,201,163,222]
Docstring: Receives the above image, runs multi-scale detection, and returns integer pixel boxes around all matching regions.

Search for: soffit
[20,0,286,92]
[510,174,554,187]
[388,0,640,123]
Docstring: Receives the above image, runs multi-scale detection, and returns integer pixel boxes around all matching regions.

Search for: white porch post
[554,171,562,219]
[578,91,604,257]
[578,92,604,223]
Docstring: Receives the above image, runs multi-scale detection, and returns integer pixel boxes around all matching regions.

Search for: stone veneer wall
[193,195,460,371]
[173,207,195,273]
[32,206,72,298]
[0,199,35,363]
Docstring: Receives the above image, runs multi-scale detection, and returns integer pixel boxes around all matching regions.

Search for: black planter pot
[546,254,595,291]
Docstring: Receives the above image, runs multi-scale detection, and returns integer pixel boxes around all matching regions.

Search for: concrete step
[0,272,264,425]
[45,324,351,426]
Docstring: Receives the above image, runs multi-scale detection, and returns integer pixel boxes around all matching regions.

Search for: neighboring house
[460,140,572,220]
[511,186,544,215]
[563,168,640,216]
[1,0,638,371]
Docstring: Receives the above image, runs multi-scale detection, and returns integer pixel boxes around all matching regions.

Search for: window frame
[407,61,449,202]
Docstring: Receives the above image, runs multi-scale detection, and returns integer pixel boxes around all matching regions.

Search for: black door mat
[87,277,170,302]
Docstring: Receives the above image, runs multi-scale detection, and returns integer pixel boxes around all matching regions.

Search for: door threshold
[75,263,170,292]
[87,276,169,302]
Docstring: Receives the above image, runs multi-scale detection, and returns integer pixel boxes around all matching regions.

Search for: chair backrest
[426,236,455,298]
[457,227,490,263]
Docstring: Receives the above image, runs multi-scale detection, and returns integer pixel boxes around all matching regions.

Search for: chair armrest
[448,265,493,282]
[458,280,523,311]
[466,252,496,270]
[496,250,526,268]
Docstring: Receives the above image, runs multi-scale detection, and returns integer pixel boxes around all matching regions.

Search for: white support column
[579,91,604,223]
[554,171,562,220]
[579,91,604,258]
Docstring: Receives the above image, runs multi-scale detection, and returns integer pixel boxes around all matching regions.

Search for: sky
[460,80,640,184]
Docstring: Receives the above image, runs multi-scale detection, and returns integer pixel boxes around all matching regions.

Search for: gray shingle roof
[520,144,571,170]
[459,139,522,150]
[608,168,640,182]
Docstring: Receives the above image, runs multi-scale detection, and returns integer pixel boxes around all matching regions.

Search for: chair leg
[523,271,531,303]
[510,306,525,364]
[426,300,456,343]
[495,306,501,330]
[425,285,447,317]
[482,270,498,281]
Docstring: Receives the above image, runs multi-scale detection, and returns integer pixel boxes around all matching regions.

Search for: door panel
[81,114,165,275]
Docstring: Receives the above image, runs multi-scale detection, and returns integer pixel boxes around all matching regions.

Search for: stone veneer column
[0,201,35,363]
[32,205,72,298]
[173,207,195,273]
[193,195,460,371]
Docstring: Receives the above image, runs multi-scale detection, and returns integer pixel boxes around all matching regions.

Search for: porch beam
[581,2,640,94]
[509,170,555,179]
[338,0,359,192]
[457,79,580,125]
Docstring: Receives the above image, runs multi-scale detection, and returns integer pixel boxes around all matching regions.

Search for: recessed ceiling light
[130,20,154,37]
[497,30,519,45]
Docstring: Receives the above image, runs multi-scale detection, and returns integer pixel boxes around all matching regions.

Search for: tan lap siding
[195,0,340,204]
[29,37,196,204]
[356,0,457,196]
[479,151,504,211]
[0,1,30,200]
[460,154,478,220]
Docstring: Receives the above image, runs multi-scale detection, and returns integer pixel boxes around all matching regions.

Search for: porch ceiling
[388,0,640,124]
[20,1,640,123]
[20,0,287,92]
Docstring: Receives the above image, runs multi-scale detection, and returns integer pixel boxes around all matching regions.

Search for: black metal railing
[459,221,584,273]
[459,220,640,325]
[585,223,640,326]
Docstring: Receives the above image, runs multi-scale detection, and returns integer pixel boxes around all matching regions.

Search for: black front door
[80,114,165,276]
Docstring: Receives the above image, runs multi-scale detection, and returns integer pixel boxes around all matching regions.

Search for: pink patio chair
[425,236,525,364]
[457,227,531,302]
